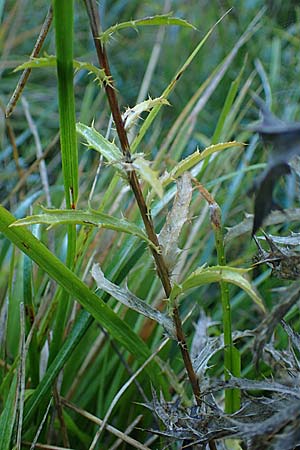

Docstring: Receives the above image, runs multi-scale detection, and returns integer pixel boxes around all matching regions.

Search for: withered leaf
[250,94,300,234]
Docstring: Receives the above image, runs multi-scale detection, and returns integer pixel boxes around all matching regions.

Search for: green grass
[1,1,300,449]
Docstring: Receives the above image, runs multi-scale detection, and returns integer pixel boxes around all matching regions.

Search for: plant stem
[84,0,201,405]
[193,179,241,413]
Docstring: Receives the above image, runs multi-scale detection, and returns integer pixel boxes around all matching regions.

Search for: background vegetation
[1,1,300,449]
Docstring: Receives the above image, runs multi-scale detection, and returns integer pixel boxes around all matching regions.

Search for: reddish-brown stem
[83,0,171,291]
[84,0,201,405]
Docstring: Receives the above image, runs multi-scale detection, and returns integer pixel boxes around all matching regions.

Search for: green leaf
[14,55,109,87]
[99,14,196,43]
[224,439,244,450]
[53,0,78,209]
[11,207,158,250]
[0,374,17,450]
[170,265,265,312]
[14,54,57,70]
[130,10,230,154]
[76,122,123,169]
[162,141,244,187]
[23,311,91,426]
[123,96,170,132]
[0,206,165,400]
[77,123,164,197]
[224,345,241,413]
[73,60,110,87]
[133,156,163,198]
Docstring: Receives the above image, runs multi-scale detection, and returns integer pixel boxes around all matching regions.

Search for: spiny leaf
[14,55,110,87]
[224,208,300,243]
[99,14,196,43]
[76,122,123,167]
[0,205,166,396]
[73,60,112,87]
[10,208,158,250]
[123,96,170,132]
[170,265,265,312]
[130,10,232,154]
[92,264,175,338]
[161,141,244,187]
[14,54,57,70]
[77,123,164,197]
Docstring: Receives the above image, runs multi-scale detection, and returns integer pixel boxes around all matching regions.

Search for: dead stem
[5,6,53,117]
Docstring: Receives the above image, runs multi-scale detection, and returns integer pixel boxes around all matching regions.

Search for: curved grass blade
[0,206,164,393]
[130,10,231,154]
[0,374,17,450]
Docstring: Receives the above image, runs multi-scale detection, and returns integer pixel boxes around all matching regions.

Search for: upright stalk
[193,179,241,413]
[49,1,78,363]
[84,0,201,405]
[52,0,78,209]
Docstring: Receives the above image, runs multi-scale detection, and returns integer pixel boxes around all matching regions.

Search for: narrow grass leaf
[0,373,17,450]
[15,303,26,450]
[23,310,91,426]
[154,9,263,169]
[53,0,78,208]
[131,10,231,154]
[23,254,39,387]
[50,0,78,366]
[0,206,164,393]
[211,57,247,144]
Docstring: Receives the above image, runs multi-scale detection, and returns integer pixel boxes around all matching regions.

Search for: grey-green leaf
[11,208,158,250]
[76,122,124,170]
[92,264,175,338]
[170,265,265,312]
